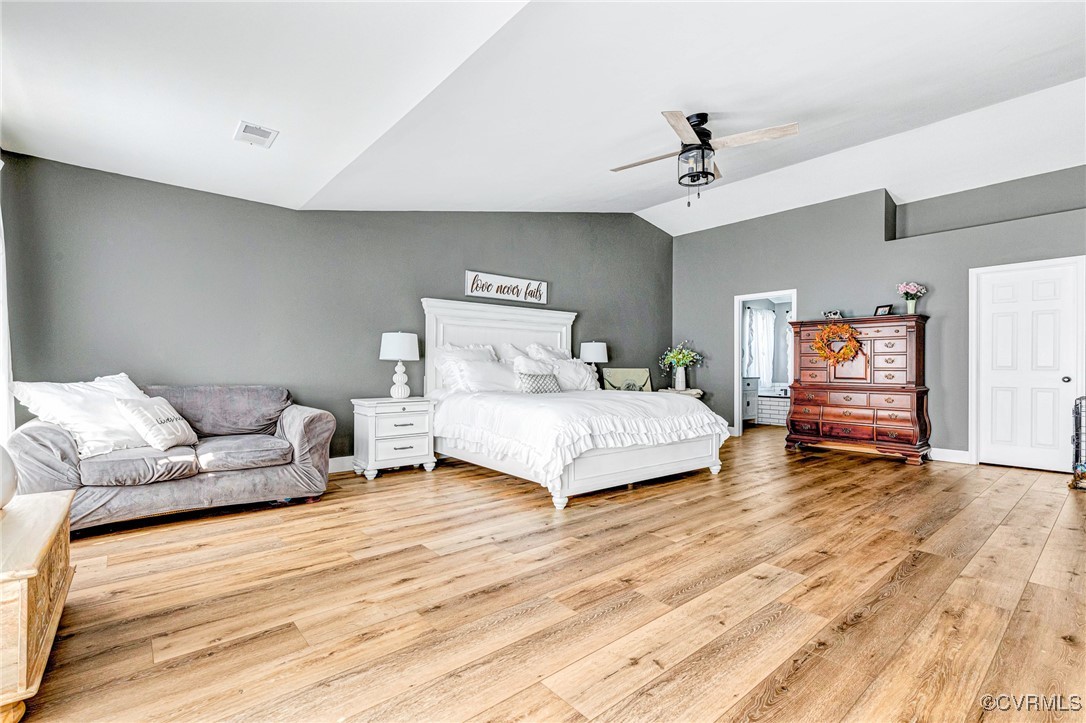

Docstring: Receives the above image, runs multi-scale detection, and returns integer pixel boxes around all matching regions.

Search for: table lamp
[579,342,608,364]
[379,332,420,399]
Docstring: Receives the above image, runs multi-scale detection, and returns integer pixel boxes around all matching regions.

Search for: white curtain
[742,308,775,388]
[0,159,13,443]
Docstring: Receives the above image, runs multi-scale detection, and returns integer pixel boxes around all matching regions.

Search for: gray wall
[2,153,673,456]
[674,169,1086,451]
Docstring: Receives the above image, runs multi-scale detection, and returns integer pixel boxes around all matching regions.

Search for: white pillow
[496,343,527,363]
[553,359,601,391]
[437,343,497,362]
[512,356,557,376]
[526,343,573,361]
[12,373,150,458]
[115,397,199,451]
[451,360,519,393]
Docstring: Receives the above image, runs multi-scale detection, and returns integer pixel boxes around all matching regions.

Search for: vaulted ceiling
[3,2,1084,235]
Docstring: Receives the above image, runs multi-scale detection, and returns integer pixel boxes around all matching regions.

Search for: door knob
[1063,376,1072,383]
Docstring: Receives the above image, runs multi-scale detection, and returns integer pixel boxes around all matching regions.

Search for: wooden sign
[465,271,548,305]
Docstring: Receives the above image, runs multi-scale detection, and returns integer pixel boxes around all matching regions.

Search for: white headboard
[422,298,577,394]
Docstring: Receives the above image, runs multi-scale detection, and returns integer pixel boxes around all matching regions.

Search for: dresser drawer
[789,419,820,436]
[375,435,430,461]
[822,422,874,441]
[800,342,818,355]
[793,390,828,405]
[858,325,906,338]
[800,329,818,340]
[822,406,875,424]
[800,369,828,383]
[874,354,907,369]
[791,403,821,420]
[828,392,867,406]
[876,408,912,427]
[873,370,904,384]
[375,401,431,415]
[876,427,917,444]
[800,355,826,369]
[873,393,913,409]
[375,413,429,438]
[874,339,904,353]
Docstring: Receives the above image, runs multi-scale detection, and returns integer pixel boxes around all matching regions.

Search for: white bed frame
[423,298,723,509]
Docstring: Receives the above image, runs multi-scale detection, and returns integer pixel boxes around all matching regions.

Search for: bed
[423,298,729,509]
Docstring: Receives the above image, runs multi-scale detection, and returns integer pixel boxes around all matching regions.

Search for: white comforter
[433,390,730,481]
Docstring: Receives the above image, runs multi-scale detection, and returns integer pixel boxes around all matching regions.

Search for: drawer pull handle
[888,431,899,439]
[393,423,415,427]
[805,393,815,400]
[843,410,852,417]
[895,329,901,333]
[803,407,812,414]
[843,395,852,401]
[889,413,899,419]
[885,397,895,403]
[885,373,896,380]
[808,373,817,379]
[874,329,881,334]
[885,358,895,364]
[401,407,407,412]
[842,427,853,434]
[393,445,414,451]
[886,342,895,349]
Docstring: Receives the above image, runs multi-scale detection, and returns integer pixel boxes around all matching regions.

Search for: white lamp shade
[579,342,608,363]
[379,332,419,361]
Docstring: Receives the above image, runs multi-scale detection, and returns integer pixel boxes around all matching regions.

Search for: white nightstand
[351,397,436,480]
[657,388,704,399]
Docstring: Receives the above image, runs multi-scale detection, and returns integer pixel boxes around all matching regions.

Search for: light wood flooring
[28,426,1086,722]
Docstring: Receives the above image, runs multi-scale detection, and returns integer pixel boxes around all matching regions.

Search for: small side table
[1,490,76,723]
[351,397,436,480]
[657,388,704,399]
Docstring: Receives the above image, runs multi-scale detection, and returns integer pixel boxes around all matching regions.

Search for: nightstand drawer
[375,413,429,438]
[375,401,431,415]
[375,435,430,461]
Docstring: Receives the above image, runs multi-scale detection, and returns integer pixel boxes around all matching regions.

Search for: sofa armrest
[6,420,82,492]
[275,404,336,480]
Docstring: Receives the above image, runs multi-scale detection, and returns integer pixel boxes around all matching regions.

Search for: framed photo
[602,368,653,392]
[874,304,893,316]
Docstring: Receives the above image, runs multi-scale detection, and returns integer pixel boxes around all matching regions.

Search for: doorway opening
[733,289,797,436]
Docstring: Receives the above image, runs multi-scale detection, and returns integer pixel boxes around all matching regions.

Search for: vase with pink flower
[897,281,927,314]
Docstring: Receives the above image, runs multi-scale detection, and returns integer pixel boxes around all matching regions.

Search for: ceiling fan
[611,112,799,190]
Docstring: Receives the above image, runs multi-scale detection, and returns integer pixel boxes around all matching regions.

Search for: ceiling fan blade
[662,111,701,144]
[610,149,680,172]
[712,162,722,182]
[711,122,799,150]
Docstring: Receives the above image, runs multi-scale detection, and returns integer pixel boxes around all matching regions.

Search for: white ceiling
[3,2,1084,233]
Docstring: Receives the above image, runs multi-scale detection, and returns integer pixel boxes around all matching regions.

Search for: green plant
[659,340,704,371]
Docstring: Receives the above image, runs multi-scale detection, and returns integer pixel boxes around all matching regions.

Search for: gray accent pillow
[517,373,562,394]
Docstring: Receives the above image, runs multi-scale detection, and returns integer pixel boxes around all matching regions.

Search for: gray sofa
[7,385,336,530]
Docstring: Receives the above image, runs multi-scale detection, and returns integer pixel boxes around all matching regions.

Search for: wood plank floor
[28,426,1086,722]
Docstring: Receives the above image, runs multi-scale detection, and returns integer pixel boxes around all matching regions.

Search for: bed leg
[552,495,569,510]
[709,464,721,474]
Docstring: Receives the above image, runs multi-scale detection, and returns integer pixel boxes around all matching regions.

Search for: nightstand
[351,397,436,480]
[657,388,704,399]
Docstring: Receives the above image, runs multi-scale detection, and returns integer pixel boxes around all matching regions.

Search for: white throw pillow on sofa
[115,397,199,451]
[12,373,150,458]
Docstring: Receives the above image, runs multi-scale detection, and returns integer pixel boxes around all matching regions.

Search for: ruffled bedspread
[433,390,730,481]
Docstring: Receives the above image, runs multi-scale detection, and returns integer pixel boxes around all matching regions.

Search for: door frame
[732,288,797,436]
[967,254,1085,465]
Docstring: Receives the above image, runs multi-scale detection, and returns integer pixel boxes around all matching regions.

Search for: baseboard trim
[329,455,355,474]
[929,448,973,464]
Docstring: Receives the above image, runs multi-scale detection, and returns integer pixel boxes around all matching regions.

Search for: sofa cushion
[79,446,199,487]
[195,434,293,472]
[141,385,292,436]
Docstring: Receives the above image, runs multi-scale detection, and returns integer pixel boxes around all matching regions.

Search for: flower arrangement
[812,323,862,366]
[658,340,704,371]
[897,282,927,301]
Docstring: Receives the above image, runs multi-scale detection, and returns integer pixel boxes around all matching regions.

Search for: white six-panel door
[974,255,1085,471]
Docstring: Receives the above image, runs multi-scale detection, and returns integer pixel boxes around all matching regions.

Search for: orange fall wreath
[812,323,862,366]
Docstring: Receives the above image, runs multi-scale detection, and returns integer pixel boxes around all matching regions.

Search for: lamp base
[390,360,411,399]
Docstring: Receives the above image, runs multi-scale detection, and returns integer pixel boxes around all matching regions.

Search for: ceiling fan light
[677,145,715,187]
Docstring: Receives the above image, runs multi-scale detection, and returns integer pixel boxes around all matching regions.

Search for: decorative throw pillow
[435,344,498,392]
[553,359,601,391]
[115,397,199,451]
[526,343,573,362]
[12,373,150,458]
[512,356,557,376]
[517,373,562,394]
[451,360,519,393]
[496,343,528,363]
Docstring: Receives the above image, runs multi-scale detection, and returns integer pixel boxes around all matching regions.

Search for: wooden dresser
[786,315,931,464]
[1,490,76,723]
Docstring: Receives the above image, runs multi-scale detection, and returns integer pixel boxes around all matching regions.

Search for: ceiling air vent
[233,121,279,149]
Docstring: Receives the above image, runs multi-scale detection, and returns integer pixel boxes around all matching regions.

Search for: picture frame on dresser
[786,314,931,465]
